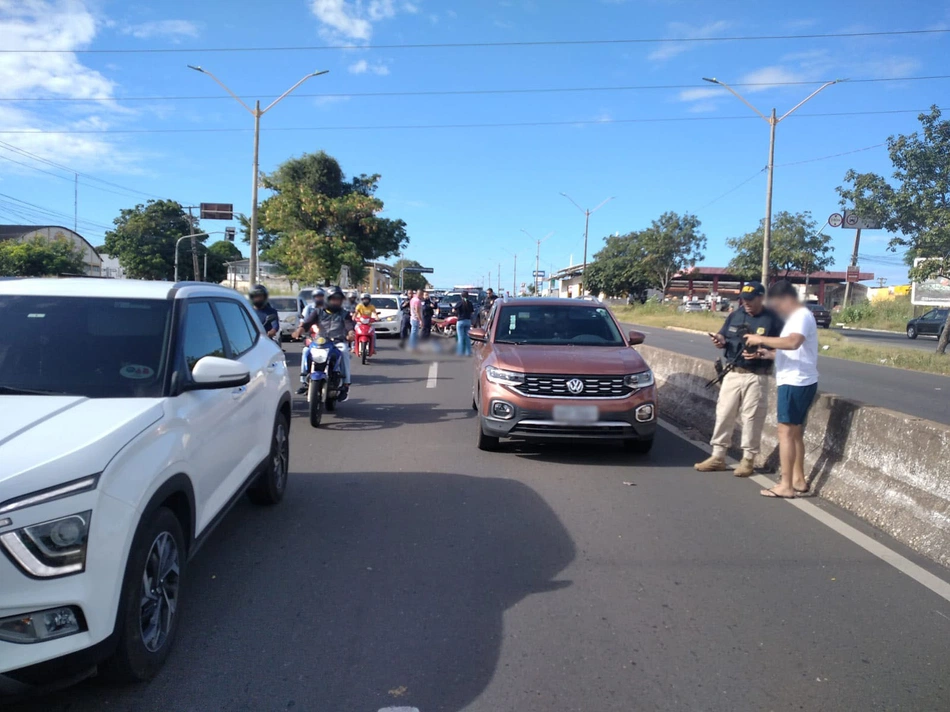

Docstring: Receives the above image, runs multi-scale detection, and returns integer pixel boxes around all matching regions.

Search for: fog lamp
[636,404,655,422]
[0,606,84,644]
[491,401,515,419]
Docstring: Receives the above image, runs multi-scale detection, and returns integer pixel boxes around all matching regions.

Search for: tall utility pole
[73,174,78,232]
[842,228,863,307]
[560,193,614,296]
[522,229,554,296]
[188,66,329,285]
[702,77,840,286]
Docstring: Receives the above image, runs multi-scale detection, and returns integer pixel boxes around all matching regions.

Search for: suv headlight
[485,366,525,386]
[624,370,654,390]
[1,512,92,578]
[0,474,98,515]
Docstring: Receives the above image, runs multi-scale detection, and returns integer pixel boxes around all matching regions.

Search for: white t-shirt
[775,306,819,387]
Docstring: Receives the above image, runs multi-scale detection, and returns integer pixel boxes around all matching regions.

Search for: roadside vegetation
[614,303,950,377]
[837,296,915,332]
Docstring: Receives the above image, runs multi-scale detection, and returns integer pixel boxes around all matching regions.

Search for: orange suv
[470,298,656,453]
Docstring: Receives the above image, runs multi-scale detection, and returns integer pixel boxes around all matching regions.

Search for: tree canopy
[727,211,833,281]
[584,231,652,298]
[0,235,86,277]
[836,106,950,352]
[392,258,428,291]
[102,199,204,280]
[259,151,408,286]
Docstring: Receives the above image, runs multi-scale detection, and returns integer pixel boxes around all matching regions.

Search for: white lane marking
[426,361,439,388]
[657,419,950,605]
[379,708,420,712]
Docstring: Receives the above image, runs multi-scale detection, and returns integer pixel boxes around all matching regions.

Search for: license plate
[553,405,599,423]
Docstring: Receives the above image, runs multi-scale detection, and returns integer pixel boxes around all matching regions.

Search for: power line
[4,28,948,54]
[2,75,948,104]
[0,153,157,200]
[776,143,886,167]
[0,107,940,135]
[0,192,113,232]
[694,168,766,212]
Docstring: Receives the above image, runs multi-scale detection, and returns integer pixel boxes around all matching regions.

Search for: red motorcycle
[432,315,458,338]
[354,315,377,364]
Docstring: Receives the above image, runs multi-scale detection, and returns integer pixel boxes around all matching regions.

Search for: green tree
[202,240,242,283]
[259,151,408,285]
[102,200,203,280]
[0,235,86,276]
[637,211,706,295]
[837,106,950,353]
[727,211,833,281]
[392,258,428,291]
[585,231,652,298]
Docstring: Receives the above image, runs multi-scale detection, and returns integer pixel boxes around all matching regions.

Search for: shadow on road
[15,472,575,712]
[290,398,474,429]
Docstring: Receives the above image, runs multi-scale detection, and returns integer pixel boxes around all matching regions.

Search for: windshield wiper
[494,339,525,345]
[0,385,71,396]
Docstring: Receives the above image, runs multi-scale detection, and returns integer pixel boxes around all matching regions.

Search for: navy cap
[739,281,765,300]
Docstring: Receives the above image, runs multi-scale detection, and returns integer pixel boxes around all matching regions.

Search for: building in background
[0,225,102,276]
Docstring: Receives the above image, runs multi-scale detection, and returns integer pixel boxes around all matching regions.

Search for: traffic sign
[842,211,881,230]
[403,267,434,274]
[532,270,546,278]
[200,202,233,220]
[828,213,843,228]
[846,265,861,283]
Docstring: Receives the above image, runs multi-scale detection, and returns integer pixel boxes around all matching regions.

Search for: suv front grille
[515,374,632,399]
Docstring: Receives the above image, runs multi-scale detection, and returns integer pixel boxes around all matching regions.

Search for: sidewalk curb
[838,325,906,335]
[665,326,710,336]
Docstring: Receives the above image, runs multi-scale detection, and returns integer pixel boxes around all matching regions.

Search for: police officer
[695,281,783,477]
[249,284,279,340]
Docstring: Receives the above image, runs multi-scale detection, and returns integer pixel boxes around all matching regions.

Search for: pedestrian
[743,280,820,499]
[421,290,434,339]
[409,289,423,349]
[453,290,475,356]
[399,290,413,348]
[694,281,784,477]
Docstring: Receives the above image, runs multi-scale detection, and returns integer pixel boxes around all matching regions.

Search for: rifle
[705,323,752,388]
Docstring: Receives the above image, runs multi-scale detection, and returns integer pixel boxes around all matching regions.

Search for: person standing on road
[694,282,783,477]
[421,290,434,339]
[744,280,820,499]
[408,289,423,349]
[399,290,413,348]
[249,284,280,340]
[453,290,475,356]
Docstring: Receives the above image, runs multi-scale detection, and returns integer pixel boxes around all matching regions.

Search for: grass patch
[838,296,914,332]
[613,303,950,377]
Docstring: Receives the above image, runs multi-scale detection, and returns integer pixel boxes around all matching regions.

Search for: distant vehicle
[267,296,300,340]
[679,300,705,313]
[469,297,656,453]
[804,302,832,329]
[906,308,949,340]
[368,294,403,336]
[437,293,464,319]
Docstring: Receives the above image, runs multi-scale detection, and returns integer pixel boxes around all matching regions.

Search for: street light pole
[174,231,224,282]
[702,77,840,285]
[560,193,614,296]
[522,229,554,296]
[187,66,329,285]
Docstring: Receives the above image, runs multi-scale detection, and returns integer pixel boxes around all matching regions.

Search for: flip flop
[761,487,795,499]
[794,485,811,495]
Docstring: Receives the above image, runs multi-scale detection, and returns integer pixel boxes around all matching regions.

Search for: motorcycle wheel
[445,326,456,338]
[361,342,368,365]
[308,380,324,428]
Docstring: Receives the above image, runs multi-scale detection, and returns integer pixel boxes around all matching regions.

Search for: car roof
[0,277,242,301]
[497,297,598,306]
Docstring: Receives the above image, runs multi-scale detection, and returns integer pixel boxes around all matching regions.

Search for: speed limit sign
[828,213,843,228]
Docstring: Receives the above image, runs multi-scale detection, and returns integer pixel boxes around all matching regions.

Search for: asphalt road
[835,327,942,352]
[14,340,950,712]
[623,323,950,425]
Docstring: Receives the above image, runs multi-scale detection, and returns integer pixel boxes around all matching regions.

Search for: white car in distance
[368,294,403,336]
[0,279,292,695]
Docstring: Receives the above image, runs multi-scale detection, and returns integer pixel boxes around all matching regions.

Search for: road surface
[14,341,950,712]
[623,322,950,425]
[836,327,941,352]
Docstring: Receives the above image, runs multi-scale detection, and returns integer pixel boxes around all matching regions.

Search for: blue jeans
[409,318,422,349]
[456,319,472,355]
[301,342,351,385]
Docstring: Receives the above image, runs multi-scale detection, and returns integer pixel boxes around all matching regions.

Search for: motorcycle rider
[292,287,355,401]
[301,288,326,324]
[249,284,279,340]
[354,292,377,355]
[345,290,360,319]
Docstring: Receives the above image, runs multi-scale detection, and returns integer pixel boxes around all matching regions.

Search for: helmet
[312,288,326,302]
[326,286,345,301]
[249,284,268,304]
[348,290,358,300]
[360,292,371,301]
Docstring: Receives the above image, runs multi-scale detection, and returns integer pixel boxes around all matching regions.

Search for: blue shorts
[777,383,818,426]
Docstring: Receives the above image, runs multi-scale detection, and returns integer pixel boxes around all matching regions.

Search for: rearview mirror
[188,356,251,390]
[469,328,487,343]
[628,330,645,346]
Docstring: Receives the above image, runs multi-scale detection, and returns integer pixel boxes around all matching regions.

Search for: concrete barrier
[639,344,950,569]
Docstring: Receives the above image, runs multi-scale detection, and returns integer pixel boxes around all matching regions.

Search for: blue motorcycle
[303,333,346,427]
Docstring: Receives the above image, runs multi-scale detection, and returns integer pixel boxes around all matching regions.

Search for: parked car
[368,294,403,336]
[679,300,705,313]
[267,296,300,340]
[804,302,832,328]
[906,308,949,340]
[0,279,292,693]
[469,298,656,453]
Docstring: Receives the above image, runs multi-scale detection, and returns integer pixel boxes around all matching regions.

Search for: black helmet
[313,288,326,301]
[249,284,268,304]
[326,286,344,301]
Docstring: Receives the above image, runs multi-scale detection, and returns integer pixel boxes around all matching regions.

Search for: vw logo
[566,378,585,394]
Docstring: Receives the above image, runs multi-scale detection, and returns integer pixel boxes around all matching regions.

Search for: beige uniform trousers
[710,369,770,460]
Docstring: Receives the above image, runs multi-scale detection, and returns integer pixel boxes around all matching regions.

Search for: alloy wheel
[139,532,180,653]
[272,421,289,492]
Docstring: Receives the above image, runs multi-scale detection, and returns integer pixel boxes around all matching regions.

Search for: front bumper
[375,320,400,335]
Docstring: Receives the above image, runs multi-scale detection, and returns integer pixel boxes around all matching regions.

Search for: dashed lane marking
[427,361,439,388]
[379,708,420,712]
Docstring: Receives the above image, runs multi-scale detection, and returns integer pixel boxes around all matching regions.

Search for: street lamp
[701,77,840,285]
[522,229,554,296]
[559,193,614,296]
[187,65,329,285]
[501,247,518,297]
[174,231,224,282]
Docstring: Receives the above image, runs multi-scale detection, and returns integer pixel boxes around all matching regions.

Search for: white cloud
[310,0,414,41]
[120,19,200,41]
[740,66,808,91]
[348,58,390,75]
[648,20,731,62]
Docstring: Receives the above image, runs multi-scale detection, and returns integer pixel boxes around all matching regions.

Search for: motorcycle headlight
[485,366,525,386]
[312,350,329,364]
[1,512,92,578]
[624,370,655,390]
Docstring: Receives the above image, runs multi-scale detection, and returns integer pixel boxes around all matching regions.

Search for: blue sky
[2,0,949,288]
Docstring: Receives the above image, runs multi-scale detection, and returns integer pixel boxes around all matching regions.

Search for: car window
[372,297,398,309]
[182,301,226,371]
[269,297,298,311]
[494,304,624,346]
[214,300,257,357]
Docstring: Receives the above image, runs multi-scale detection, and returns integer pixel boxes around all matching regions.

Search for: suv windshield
[494,304,624,346]
[372,297,399,310]
[269,297,298,312]
[440,295,462,306]
[0,296,173,398]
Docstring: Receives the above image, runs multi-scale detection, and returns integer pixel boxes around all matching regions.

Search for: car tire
[101,507,185,683]
[248,412,290,505]
[624,438,654,455]
[476,416,500,451]
[907,325,918,340]
[308,380,324,427]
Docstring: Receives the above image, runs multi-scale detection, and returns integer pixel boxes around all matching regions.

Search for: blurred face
[250,294,266,308]
[313,293,325,306]
[421,291,428,300]
[769,295,798,319]
[741,295,764,315]
[327,296,343,312]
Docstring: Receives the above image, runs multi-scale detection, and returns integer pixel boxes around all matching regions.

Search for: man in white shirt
[744,280,819,499]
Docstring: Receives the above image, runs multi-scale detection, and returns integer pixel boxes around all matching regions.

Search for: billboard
[911,258,950,307]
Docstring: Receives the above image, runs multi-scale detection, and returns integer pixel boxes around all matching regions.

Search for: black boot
[296,384,308,395]
[338,385,349,402]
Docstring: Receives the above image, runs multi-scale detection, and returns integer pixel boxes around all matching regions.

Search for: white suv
[0,279,292,694]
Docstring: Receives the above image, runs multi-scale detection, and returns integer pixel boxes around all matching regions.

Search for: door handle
[267,362,277,371]
[231,386,247,399]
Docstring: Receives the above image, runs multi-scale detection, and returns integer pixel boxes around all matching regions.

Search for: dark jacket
[718,306,784,372]
[254,304,280,334]
[300,307,355,341]
[453,298,475,321]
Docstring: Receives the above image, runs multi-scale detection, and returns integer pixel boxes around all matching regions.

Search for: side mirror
[628,330,645,346]
[469,328,487,343]
[187,356,251,390]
